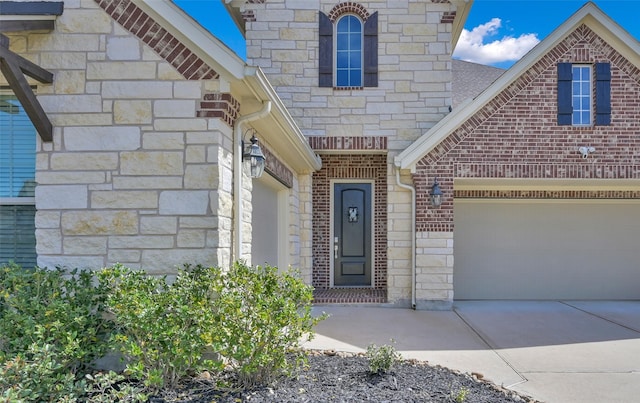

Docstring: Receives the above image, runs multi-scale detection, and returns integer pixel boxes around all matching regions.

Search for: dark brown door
[334,183,372,286]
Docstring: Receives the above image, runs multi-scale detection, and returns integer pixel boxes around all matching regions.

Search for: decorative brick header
[308,136,387,151]
[440,11,456,24]
[95,0,219,80]
[197,93,240,127]
[456,189,640,199]
[262,146,293,188]
[328,2,371,23]
[454,163,640,180]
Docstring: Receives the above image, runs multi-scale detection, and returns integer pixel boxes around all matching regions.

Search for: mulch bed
[146,350,539,403]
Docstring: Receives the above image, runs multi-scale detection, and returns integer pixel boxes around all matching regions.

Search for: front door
[333,183,372,286]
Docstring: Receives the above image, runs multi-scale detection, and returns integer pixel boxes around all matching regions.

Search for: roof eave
[135,0,245,81]
[243,68,322,174]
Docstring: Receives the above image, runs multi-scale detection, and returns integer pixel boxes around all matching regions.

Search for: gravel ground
[146,350,539,403]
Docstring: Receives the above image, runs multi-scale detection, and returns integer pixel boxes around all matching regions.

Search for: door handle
[334,237,339,259]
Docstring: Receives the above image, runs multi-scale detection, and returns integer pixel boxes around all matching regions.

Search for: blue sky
[175,0,640,69]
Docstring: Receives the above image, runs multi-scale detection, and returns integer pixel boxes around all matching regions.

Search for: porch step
[312,288,387,304]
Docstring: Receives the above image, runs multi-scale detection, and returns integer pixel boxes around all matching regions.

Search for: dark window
[318,11,378,88]
[0,93,37,268]
[557,62,611,126]
[336,15,362,87]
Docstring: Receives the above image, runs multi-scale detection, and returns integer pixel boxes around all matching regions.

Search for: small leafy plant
[0,263,113,402]
[366,339,403,375]
[212,262,326,388]
[98,264,224,390]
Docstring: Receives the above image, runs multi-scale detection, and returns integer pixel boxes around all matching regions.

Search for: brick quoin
[413,24,640,232]
[311,154,387,290]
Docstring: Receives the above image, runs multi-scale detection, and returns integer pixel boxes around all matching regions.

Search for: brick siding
[413,24,640,232]
[311,154,388,289]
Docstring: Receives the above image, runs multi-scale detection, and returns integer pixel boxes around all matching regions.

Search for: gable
[418,23,640,169]
[395,2,640,172]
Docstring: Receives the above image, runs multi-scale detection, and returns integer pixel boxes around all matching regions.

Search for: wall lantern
[430,177,443,207]
[242,132,266,178]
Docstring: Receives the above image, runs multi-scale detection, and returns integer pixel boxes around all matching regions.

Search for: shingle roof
[452,59,505,108]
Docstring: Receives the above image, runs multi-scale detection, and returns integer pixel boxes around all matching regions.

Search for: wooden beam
[0,38,53,83]
[0,1,64,16]
[0,20,55,32]
[0,58,52,141]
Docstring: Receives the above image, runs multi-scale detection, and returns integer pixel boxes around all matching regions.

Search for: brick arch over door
[412,24,640,232]
[311,154,387,289]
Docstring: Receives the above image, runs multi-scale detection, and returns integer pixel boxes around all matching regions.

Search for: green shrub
[84,371,147,403]
[0,263,113,402]
[366,340,403,374]
[98,264,224,390]
[212,262,325,388]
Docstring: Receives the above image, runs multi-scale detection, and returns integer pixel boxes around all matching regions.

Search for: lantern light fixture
[430,177,443,207]
[242,131,266,178]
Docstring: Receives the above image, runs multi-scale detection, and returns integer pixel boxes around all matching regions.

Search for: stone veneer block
[113,100,152,124]
[64,126,141,150]
[50,153,117,170]
[91,191,158,209]
[184,165,219,189]
[63,237,108,255]
[120,152,184,175]
[106,37,141,60]
[61,211,139,235]
[87,62,156,79]
[159,191,209,215]
[102,81,173,99]
[140,216,178,234]
[36,185,88,209]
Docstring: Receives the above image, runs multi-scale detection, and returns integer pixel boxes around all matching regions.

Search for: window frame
[334,14,364,88]
[557,62,611,127]
[0,90,37,268]
[571,64,592,126]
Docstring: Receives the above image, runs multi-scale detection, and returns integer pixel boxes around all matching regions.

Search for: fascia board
[135,0,245,81]
[451,0,473,50]
[396,2,640,172]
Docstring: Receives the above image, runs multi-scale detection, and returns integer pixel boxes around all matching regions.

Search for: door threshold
[313,287,387,304]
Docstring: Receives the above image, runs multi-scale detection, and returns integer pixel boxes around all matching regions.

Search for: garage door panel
[454,201,640,300]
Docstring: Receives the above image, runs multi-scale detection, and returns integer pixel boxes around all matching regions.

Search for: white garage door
[453,200,640,300]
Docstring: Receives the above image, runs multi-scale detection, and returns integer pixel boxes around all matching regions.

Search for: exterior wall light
[430,177,443,207]
[243,132,266,178]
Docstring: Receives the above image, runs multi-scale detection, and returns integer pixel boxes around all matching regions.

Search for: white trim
[329,180,375,288]
[0,197,35,205]
[254,172,290,270]
[333,14,364,88]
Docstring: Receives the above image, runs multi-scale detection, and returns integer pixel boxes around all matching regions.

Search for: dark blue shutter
[557,62,572,125]
[363,12,378,87]
[595,62,611,125]
[318,12,333,87]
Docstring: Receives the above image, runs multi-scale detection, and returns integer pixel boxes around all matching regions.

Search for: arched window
[319,10,378,88]
[335,15,362,87]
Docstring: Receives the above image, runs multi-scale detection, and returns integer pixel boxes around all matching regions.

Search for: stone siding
[243,0,455,151]
[3,1,243,273]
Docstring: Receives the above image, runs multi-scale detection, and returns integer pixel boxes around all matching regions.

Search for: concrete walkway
[304,301,640,403]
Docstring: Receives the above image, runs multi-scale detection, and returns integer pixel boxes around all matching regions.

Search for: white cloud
[453,18,540,65]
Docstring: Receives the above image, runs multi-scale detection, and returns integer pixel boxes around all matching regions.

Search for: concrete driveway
[304,301,640,403]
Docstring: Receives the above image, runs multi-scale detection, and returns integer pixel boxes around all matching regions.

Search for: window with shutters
[557,62,611,126]
[336,15,362,87]
[319,10,378,88]
[0,92,37,268]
